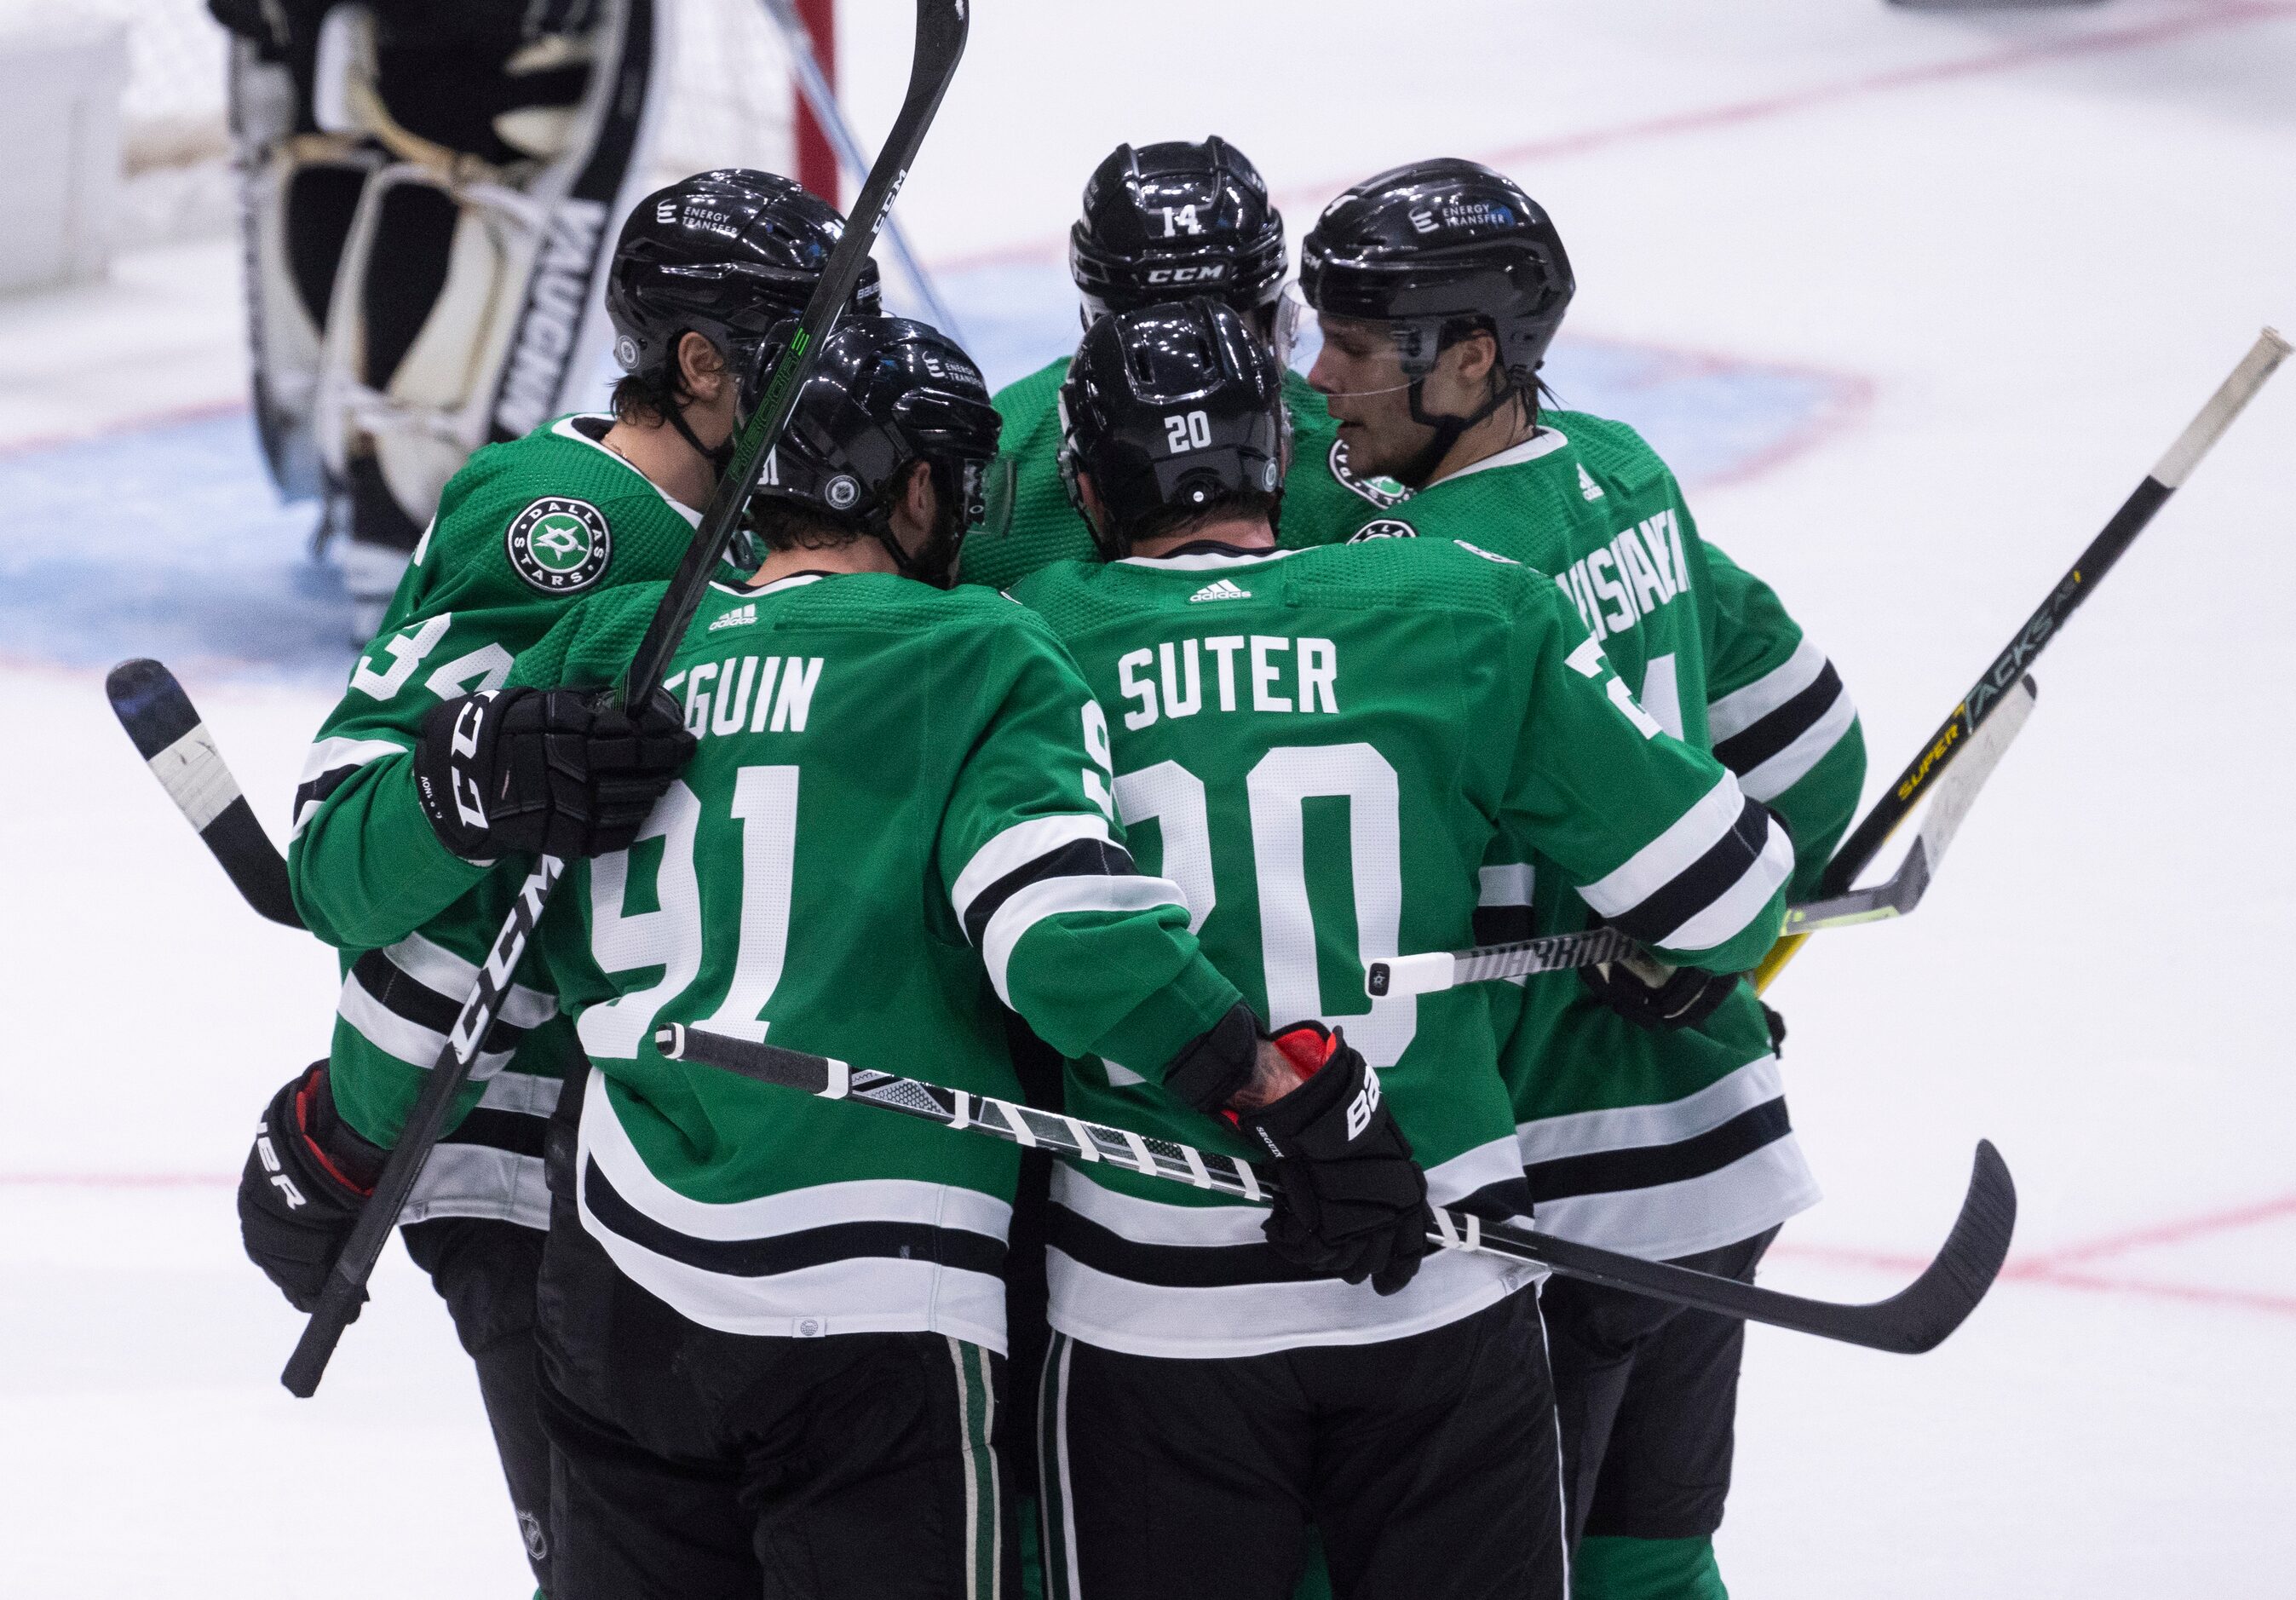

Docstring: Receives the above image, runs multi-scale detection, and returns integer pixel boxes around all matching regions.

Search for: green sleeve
[936,619,1244,1073]
[1700,541,1866,898]
[1499,576,1791,973]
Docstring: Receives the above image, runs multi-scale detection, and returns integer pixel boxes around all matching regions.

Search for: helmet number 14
[1159,204,1203,238]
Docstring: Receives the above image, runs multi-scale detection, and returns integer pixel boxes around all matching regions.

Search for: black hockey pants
[532,1188,1019,1600]
[1037,1286,1568,1600]
[400,1215,555,1591]
[1540,1227,1777,1545]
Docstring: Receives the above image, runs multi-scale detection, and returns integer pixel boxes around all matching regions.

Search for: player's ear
[677,331,728,404]
[905,459,936,526]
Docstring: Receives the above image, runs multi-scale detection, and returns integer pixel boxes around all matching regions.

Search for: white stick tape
[2150,327,2289,489]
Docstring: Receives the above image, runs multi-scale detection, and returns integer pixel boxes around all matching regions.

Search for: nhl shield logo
[506,498,613,593]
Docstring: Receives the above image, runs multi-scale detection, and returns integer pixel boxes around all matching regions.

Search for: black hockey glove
[239,1063,387,1315]
[1580,946,1741,1033]
[1234,1023,1433,1298]
[414,686,693,863]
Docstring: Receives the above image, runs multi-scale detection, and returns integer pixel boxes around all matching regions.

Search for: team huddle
[236,141,1865,1600]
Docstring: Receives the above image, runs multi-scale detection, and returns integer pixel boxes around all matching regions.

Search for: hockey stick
[657,1025,2014,1354]
[106,659,304,929]
[755,0,965,342]
[280,0,974,1398]
[1365,675,2040,999]
[1755,327,2289,993]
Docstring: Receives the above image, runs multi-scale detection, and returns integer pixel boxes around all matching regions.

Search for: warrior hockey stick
[756,0,964,341]
[106,659,302,929]
[1365,674,2040,998]
[1755,326,2290,993]
[656,1025,2017,1355]
[280,0,974,1397]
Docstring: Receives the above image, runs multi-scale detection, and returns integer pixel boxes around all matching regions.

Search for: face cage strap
[1395,337,1526,488]
[873,456,972,589]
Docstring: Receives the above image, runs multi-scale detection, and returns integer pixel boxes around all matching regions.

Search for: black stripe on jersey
[294,766,365,826]
[1472,905,1537,946]
[440,1107,551,1159]
[1047,1205,1322,1289]
[1713,661,1846,776]
[1050,1171,1531,1288]
[1526,1097,1792,1203]
[351,949,527,1055]
[1606,796,1774,948]
[583,1158,1009,1280]
[961,837,1137,947]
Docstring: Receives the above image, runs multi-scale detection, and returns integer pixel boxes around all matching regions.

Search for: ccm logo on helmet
[1145,263,1230,285]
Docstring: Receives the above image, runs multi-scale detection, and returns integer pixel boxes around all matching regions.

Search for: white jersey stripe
[1518,1056,1787,1164]
[981,874,1188,1006]
[337,972,517,1080]
[1707,637,1827,743]
[402,1143,550,1230]
[1735,685,1859,803]
[290,736,406,836]
[380,929,559,1031]
[1577,770,1749,920]
[950,813,1114,928]
[1528,1138,1821,1262]
[1652,810,1793,951]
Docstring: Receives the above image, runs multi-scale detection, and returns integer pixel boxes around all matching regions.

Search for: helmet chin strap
[666,403,735,481]
[1395,376,1515,490]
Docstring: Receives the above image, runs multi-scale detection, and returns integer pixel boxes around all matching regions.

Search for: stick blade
[1851,1140,2019,1354]
[106,658,199,757]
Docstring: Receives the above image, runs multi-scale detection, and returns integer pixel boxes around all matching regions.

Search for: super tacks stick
[1365,674,2040,999]
[106,658,304,929]
[659,1026,2017,1355]
[1756,327,2289,993]
[280,0,975,1398]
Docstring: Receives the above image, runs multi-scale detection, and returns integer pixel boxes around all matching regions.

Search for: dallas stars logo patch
[1349,518,1418,543]
[505,498,613,593]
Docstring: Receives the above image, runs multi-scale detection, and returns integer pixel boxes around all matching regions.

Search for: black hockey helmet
[1069,139,1287,325]
[1299,158,1573,384]
[745,316,1003,587]
[605,169,883,403]
[1056,298,1288,561]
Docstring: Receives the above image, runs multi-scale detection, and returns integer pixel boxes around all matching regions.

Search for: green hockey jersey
[1010,537,1792,1357]
[1330,413,1862,1260]
[287,413,712,1215]
[508,572,1242,1351]
[955,358,1405,592]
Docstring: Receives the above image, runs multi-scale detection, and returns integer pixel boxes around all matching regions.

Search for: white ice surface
[3,1,2295,1593]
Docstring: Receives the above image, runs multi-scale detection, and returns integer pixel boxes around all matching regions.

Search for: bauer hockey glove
[1580,944,1741,1033]
[239,1063,387,1315]
[415,686,693,863]
[1234,1022,1433,1298]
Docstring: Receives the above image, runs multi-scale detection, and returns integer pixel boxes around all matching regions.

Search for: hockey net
[91,0,808,245]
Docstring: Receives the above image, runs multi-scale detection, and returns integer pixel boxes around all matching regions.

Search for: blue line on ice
[0,262,1858,683]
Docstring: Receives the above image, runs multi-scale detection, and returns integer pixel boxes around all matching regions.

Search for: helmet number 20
[1165,412,1213,453]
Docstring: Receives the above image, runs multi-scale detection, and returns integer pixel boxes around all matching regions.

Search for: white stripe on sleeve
[1578,771,1748,921]
[1706,638,1826,743]
[981,874,1188,1006]
[1736,686,1858,803]
[950,814,1115,929]
[1653,809,1793,952]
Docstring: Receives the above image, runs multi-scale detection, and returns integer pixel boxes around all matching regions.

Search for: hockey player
[208,0,668,636]
[1298,161,1866,1598]
[1008,299,1797,1600]
[487,314,1356,1598]
[237,170,876,1591]
[957,136,1407,592]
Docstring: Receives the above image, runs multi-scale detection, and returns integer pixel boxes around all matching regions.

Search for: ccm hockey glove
[239,1063,387,1315]
[1235,1022,1433,1298]
[414,686,693,862]
[1580,946,1741,1033]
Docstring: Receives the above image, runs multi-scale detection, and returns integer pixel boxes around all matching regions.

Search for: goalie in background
[208,0,668,637]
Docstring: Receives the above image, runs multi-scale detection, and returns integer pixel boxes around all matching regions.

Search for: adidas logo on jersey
[1188,578,1252,603]
[1579,463,1605,501]
[710,602,757,632]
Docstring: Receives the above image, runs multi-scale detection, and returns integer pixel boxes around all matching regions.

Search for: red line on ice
[1772,1188,2296,1319]
[1470,0,2296,176]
